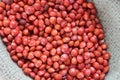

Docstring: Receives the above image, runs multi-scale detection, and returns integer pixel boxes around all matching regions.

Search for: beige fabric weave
[0,0,120,80]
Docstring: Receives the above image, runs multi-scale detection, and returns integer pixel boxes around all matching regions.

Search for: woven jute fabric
[0,0,120,80]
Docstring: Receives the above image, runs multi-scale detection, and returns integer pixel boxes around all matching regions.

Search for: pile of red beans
[0,0,110,80]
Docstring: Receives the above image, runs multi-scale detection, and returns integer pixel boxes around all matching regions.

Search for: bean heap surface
[0,0,110,80]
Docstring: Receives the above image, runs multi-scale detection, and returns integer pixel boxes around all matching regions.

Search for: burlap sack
[0,0,120,80]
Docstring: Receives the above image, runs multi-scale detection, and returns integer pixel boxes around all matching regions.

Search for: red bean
[96,24,103,28]
[44,72,50,78]
[29,63,35,68]
[83,35,89,42]
[73,3,79,10]
[3,28,11,35]
[63,37,70,43]
[49,11,57,17]
[54,74,62,80]
[87,41,94,48]
[47,58,53,66]
[77,72,84,79]
[17,60,24,67]
[74,41,80,47]
[90,67,96,74]
[11,29,19,36]
[77,55,84,64]
[101,43,108,50]
[103,53,110,60]
[17,53,23,58]
[103,66,109,73]
[3,19,10,27]
[22,63,29,70]
[29,15,36,21]
[52,55,60,62]
[71,49,78,57]
[67,75,73,80]
[29,39,36,47]
[69,13,75,19]
[25,6,35,15]
[59,64,66,70]
[5,0,13,4]
[12,55,18,62]
[33,27,39,35]
[100,73,105,80]
[84,52,91,60]
[61,54,69,62]
[28,52,34,60]
[51,29,58,36]
[64,0,70,7]
[93,73,100,79]
[69,68,77,76]
[99,65,104,70]
[78,63,84,70]
[71,57,77,65]
[35,75,40,80]
[50,17,56,24]
[16,46,23,53]
[93,62,100,70]
[30,72,35,78]
[94,29,100,36]
[45,26,52,34]
[48,67,55,73]
[38,70,45,76]
[97,57,104,64]
[77,0,84,4]
[78,27,85,35]
[83,12,89,20]
[55,24,61,30]
[61,44,69,53]
[103,60,108,66]
[35,60,42,68]
[94,50,101,57]
[87,2,94,9]
[0,0,110,80]
[53,62,59,69]
[60,70,67,76]
[27,0,34,5]
[13,4,20,12]
[24,68,32,75]
[46,43,53,50]
[10,20,18,29]
[90,36,97,43]
[40,38,47,46]
[80,41,86,48]
[84,69,91,77]
[33,2,41,10]
[40,54,47,63]
[22,29,29,36]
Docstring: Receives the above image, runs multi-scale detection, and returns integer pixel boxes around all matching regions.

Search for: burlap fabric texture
[0,0,120,80]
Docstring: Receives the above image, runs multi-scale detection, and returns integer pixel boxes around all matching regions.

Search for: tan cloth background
[0,0,120,80]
